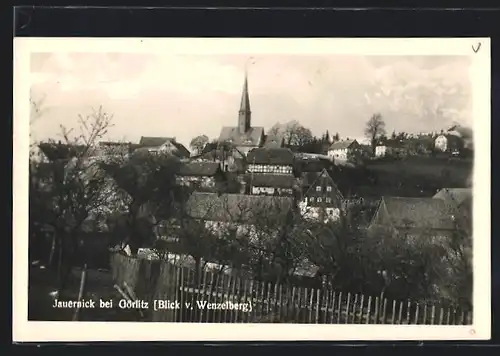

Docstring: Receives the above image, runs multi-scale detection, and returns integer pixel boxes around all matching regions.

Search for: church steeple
[238,72,251,134]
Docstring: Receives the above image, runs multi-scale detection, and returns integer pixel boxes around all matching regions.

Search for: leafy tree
[269,120,313,147]
[100,151,183,255]
[189,135,209,156]
[365,113,386,156]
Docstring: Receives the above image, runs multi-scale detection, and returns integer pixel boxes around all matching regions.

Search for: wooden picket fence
[110,252,472,324]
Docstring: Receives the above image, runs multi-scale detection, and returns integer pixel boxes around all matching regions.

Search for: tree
[269,121,313,147]
[31,106,114,291]
[189,135,209,156]
[365,113,386,155]
[101,151,183,255]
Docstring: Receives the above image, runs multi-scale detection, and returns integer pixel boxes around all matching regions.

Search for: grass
[28,264,146,321]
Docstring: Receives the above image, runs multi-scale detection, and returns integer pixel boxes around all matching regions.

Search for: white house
[327,139,360,162]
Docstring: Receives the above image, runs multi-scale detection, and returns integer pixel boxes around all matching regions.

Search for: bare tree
[189,135,209,156]
[31,106,114,292]
[365,113,386,155]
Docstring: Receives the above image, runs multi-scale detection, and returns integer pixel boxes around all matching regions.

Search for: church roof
[247,147,295,165]
[239,74,251,114]
[218,126,264,147]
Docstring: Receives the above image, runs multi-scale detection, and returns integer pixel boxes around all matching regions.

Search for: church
[217,74,266,156]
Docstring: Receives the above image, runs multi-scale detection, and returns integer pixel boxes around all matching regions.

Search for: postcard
[13,37,491,342]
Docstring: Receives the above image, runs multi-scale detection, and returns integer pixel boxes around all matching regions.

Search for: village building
[262,134,285,148]
[246,147,295,175]
[134,136,191,159]
[194,143,247,174]
[246,173,298,196]
[368,196,459,243]
[299,168,344,222]
[175,161,226,190]
[218,75,265,156]
[434,134,464,155]
[433,188,472,234]
[327,139,360,162]
[185,192,295,240]
[375,139,408,158]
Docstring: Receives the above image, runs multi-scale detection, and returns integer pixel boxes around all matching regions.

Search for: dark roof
[218,126,265,147]
[378,139,405,148]
[136,137,190,157]
[139,136,174,147]
[38,142,87,161]
[447,125,473,139]
[263,134,284,148]
[177,162,221,177]
[247,174,298,189]
[329,139,358,150]
[381,196,455,230]
[433,188,472,206]
[247,147,295,165]
[185,192,294,223]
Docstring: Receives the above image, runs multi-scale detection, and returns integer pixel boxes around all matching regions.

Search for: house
[327,139,360,162]
[263,134,285,148]
[135,136,191,159]
[434,134,464,155]
[299,168,344,222]
[94,141,134,158]
[246,147,295,175]
[246,173,298,196]
[175,161,226,190]
[195,144,247,173]
[185,192,295,240]
[218,75,265,156]
[368,196,458,243]
[375,139,408,158]
[447,125,473,149]
[433,188,472,233]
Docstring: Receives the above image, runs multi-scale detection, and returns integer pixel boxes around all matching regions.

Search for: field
[334,155,473,198]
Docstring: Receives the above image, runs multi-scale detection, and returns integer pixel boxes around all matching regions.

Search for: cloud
[30,53,472,147]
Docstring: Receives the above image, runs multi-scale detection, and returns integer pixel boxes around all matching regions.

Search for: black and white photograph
[13,38,490,341]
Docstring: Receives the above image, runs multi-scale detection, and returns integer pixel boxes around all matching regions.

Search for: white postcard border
[13,37,491,342]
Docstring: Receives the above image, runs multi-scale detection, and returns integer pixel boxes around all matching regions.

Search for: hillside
[331,156,473,198]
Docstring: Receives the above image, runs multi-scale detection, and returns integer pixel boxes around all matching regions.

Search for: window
[326,186,332,192]
[315,186,321,192]
[310,197,315,202]
[326,197,331,203]
[317,197,322,203]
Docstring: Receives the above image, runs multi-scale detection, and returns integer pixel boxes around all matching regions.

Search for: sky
[30,53,472,148]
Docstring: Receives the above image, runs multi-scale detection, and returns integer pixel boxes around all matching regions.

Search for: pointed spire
[239,72,251,114]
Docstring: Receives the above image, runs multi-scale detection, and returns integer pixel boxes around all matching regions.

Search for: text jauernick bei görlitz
[52,298,253,312]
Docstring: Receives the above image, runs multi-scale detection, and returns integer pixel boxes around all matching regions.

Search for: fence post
[406,300,411,324]
[345,293,352,324]
[358,294,365,325]
[391,300,396,324]
[277,284,282,323]
[381,298,387,324]
[337,292,343,324]
[431,305,436,325]
[315,289,321,324]
[374,297,379,324]
[246,279,254,323]
[423,304,428,324]
[322,288,330,324]
[352,294,359,324]
[308,288,314,323]
[266,282,272,322]
[290,286,297,323]
[229,274,238,323]
[330,291,336,324]
[445,307,451,325]
[414,304,420,325]
[365,296,372,324]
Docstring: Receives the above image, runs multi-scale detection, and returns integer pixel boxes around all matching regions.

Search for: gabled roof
[302,169,343,197]
[380,196,455,230]
[247,174,298,189]
[329,139,358,150]
[377,139,405,148]
[139,136,174,147]
[185,192,294,223]
[38,142,87,161]
[246,147,295,165]
[433,188,472,206]
[136,137,190,157]
[177,162,221,177]
[263,134,284,148]
[218,126,265,147]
